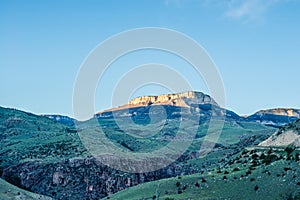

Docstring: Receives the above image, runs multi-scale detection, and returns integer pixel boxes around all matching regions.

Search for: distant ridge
[254,108,300,117]
[41,114,75,127]
[96,92,299,128]
[246,108,300,127]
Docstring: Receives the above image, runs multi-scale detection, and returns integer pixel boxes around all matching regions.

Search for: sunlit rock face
[128,91,217,107]
[99,91,218,114]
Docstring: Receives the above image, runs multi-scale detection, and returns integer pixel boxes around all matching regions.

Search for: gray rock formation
[259,119,300,147]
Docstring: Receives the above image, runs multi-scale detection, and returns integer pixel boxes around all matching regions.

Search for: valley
[0,91,299,199]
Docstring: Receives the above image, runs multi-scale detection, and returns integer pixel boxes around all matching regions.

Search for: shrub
[251,160,259,167]
[259,153,266,159]
[263,154,278,165]
[242,149,249,155]
[267,148,273,154]
[284,167,291,171]
[285,145,296,155]
[232,167,239,172]
[252,154,259,159]
[295,153,300,161]
[246,170,252,176]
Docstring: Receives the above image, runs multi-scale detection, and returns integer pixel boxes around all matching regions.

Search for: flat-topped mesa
[98,91,218,114]
[128,91,217,107]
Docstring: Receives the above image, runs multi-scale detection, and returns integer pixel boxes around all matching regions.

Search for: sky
[1,0,300,118]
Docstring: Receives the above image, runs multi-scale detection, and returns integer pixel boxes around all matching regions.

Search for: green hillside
[0,106,278,199]
[0,106,88,169]
[0,178,52,200]
[108,148,300,200]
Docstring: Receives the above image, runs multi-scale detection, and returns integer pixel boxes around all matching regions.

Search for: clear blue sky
[1,0,300,117]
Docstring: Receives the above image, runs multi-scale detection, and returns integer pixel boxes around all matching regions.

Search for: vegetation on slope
[0,178,52,200]
[0,106,276,199]
[109,148,300,200]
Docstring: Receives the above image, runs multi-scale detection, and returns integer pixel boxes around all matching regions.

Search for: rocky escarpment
[246,108,300,127]
[99,91,218,114]
[259,119,300,147]
[1,155,207,200]
[128,91,217,107]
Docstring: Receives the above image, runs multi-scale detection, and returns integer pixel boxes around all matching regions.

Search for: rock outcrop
[259,119,300,147]
[128,91,217,107]
[99,91,218,114]
[1,156,201,200]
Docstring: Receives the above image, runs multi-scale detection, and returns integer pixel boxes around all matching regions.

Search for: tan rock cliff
[100,91,217,113]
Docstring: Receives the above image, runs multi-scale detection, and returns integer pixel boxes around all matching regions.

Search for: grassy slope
[0,106,273,168]
[0,106,276,199]
[89,117,274,153]
[0,106,87,169]
[108,150,300,200]
[0,178,52,200]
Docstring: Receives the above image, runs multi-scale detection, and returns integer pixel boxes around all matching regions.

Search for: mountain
[0,92,298,200]
[97,92,299,128]
[95,91,243,123]
[259,119,300,147]
[0,103,275,199]
[246,108,300,127]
